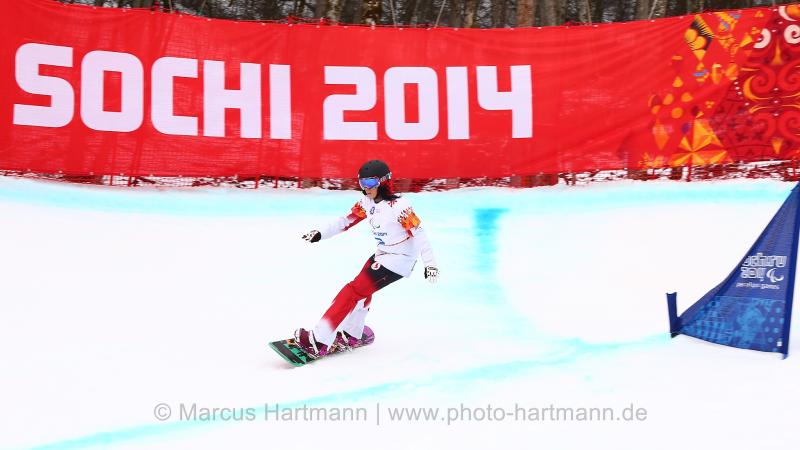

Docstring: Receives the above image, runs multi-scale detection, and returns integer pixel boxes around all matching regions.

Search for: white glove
[424,266,439,283]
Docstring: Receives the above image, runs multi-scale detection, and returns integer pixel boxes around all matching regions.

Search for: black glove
[424,266,439,283]
[302,230,321,243]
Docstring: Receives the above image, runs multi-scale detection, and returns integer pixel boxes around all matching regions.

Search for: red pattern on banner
[717,5,800,162]
[642,11,755,168]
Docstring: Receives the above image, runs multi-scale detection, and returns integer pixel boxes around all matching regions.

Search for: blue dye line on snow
[468,207,535,334]
[0,177,794,218]
[23,334,668,450]
[0,178,342,217]
[473,208,509,274]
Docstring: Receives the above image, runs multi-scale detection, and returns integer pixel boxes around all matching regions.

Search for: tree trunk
[540,0,559,26]
[463,0,479,27]
[325,0,345,22]
[402,0,419,25]
[420,0,436,26]
[686,0,704,14]
[258,0,280,19]
[635,0,650,20]
[578,0,592,23]
[516,0,536,27]
[361,0,381,24]
[613,0,625,22]
[592,0,604,23]
[449,0,463,27]
[314,0,325,18]
[350,0,364,23]
[652,0,667,19]
[292,0,307,16]
[492,0,507,27]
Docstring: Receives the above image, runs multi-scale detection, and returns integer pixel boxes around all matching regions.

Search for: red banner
[1,0,798,180]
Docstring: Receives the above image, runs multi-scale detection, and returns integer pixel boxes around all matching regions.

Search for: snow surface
[1,177,799,450]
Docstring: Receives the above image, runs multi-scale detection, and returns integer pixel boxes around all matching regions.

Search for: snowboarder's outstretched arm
[415,227,439,283]
[302,200,367,243]
[397,204,438,283]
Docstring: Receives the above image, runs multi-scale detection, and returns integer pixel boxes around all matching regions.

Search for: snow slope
[1,177,798,450]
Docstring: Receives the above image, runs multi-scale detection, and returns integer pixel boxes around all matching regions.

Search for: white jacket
[318,195,436,277]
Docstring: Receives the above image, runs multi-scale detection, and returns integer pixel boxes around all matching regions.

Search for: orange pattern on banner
[671,118,729,166]
[644,9,765,169]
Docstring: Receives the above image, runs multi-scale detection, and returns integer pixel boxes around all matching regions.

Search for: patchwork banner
[0,0,798,179]
[668,184,800,357]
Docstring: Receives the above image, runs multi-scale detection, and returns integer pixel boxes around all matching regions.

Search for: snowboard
[268,326,375,367]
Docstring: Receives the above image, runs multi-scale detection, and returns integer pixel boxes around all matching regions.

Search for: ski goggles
[358,173,391,190]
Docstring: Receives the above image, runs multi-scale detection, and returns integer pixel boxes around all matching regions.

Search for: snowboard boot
[334,325,375,350]
[293,328,328,358]
[360,325,375,345]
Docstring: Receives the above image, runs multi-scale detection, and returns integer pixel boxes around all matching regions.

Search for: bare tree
[342,0,364,23]
[449,0,463,27]
[362,0,381,24]
[592,0,604,22]
[325,0,345,21]
[686,0,704,14]
[651,0,667,18]
[540,0,560,25]
[492,0,508,27]
[578,0,591,22]
[401,0,419,24]
[635,0,650,20]
[517,0,536,26]
[70,0,800,27]
[421,0,437,25]
[463,0,479,27]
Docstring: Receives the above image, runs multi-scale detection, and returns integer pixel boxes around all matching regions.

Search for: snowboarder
[294,159,438,358]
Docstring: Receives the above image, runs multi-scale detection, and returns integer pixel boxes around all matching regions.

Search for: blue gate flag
[667,183,800,358]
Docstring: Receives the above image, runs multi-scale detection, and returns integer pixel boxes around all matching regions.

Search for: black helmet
[358,160,391,180]
[357,160,398,200]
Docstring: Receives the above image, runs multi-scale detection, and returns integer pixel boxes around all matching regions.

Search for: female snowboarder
[295,160,438,357]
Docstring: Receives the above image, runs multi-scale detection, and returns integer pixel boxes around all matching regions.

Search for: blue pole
[666,292,680,338]
[780,184,800,358]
